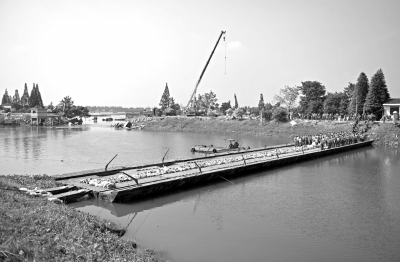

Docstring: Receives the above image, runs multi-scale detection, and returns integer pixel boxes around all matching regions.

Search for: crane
[186,31,226,113]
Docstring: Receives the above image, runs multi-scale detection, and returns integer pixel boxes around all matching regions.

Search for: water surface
[2,124,400,261]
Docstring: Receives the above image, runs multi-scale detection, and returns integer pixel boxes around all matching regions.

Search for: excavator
[185,31,226,116]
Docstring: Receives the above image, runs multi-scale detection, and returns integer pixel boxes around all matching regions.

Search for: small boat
[191,139,249,154]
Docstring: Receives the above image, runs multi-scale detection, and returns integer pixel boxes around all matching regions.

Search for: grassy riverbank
[0,175,161,262]
[144,117,400,145]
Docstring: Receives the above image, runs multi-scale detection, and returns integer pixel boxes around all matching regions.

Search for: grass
[0,174,162,262]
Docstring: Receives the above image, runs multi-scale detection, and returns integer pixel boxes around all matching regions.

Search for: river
[1,123,400,262]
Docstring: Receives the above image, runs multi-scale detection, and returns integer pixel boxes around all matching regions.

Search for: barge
[55,140,374,203]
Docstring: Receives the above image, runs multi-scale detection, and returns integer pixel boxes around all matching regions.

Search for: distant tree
[264,102,273,111]
[348,72,369,115]
[47,102,54,111]
[12,89,21,104]
[272,107,288,122]
[263,110,273,121]
[64,106,90,118]
[234,93,239,109]
[28,83,44,108]
[197,91,218,110]
[258,94,265,112]
[324,92,345,114]
[250,106,260,116]
[220,100,232,114]
[233,108,244,119]
[273,85,300,119]
[299,81,326,114]
[29,83,37,107]
[341,82,355,114]
[364,69,390,114]
[12,103,23,111]
[36,84,44,107]
[60,96,74,112]
[159,83,171,110]
[226,108,234,116]
[21,83,30,106]
[1,89,11,104]
[169,97,175,108]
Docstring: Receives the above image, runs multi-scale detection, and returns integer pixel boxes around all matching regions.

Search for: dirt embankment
[144,117,400,145]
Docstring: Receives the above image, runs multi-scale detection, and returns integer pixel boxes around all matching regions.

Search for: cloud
[228,41,242,50]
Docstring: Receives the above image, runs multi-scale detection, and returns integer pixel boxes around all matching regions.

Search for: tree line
[157,69,390,121]
[1,83,44,110]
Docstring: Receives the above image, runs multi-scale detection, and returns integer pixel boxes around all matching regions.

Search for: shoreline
[143,117,400,146]
[0,175,162,262]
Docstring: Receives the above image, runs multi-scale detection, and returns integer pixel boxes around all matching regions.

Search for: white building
[383,98,400,118]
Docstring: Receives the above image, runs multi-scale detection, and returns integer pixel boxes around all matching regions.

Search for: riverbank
[144,117,400,145]
[0,175,161,262]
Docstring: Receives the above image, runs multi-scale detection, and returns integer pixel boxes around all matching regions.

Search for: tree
[273,85,300,119]
[299,81,326,114]
[220,101,231,114]
[29,83,44,108]
[21,83,30,106]
[196,91,218,110]
[48,102,54,111]
[233,108,244,119]
[272,107,288,122]
[364,69,390,115]
[13,90,20,104]
[234,93,239,109]
[258,94,265,112]
[348,72,369,115]
[226,108,234,116]
[65,106,90,118]
[1,89,11,105]
[341,82,355,114]
[36,84,44,107]
[60,96,74,112]
[159,83,171,110]
[264,103,273,111]
[324,92,345,114]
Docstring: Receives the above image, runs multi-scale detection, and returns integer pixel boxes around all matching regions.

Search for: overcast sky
[1,0,399,108]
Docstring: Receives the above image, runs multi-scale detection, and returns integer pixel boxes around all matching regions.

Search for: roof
[383,98,400,105]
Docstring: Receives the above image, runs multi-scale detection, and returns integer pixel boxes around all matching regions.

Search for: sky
[1,0,400,108]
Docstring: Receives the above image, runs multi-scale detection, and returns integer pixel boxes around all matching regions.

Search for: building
[30,107,61,125]
[2,103,15,112]
[383,98,400,119]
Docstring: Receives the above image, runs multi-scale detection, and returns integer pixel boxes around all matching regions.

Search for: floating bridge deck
[54,141,374,203]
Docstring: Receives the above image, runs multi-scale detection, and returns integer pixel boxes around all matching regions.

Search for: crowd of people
[294,131,368,150]
[294,112,377,121]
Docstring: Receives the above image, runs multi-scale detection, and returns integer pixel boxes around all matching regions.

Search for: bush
[207,108,215,116]
[272,107,288,122]
[234,108,244,119]
[262,110,273,121]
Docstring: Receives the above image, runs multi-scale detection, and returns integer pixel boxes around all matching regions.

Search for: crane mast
[186,31,226,110]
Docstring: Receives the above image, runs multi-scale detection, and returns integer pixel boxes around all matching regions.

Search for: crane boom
[186,31,226,109]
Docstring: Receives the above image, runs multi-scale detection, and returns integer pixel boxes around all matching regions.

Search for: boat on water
[191,139,249,154]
